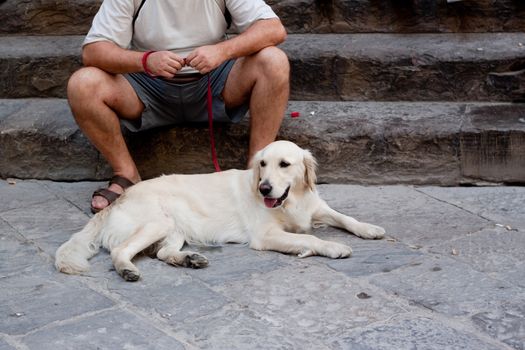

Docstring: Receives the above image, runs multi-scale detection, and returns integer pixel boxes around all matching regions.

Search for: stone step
[1,98,524,185]
[2,0,524,35]
[2,33,525,101]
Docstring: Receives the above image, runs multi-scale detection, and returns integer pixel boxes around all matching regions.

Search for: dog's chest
[278,207,313,233]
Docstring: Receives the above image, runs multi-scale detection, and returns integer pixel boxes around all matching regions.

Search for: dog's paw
[324,242,353,259]
[298,249,315,258]
[183,253,209,269]
[121,268,140,282]
[355,223,385,240]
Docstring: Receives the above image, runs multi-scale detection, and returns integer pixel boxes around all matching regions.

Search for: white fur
[55,141,385,281]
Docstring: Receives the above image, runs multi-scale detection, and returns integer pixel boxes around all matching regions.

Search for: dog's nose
[259,182,272,196]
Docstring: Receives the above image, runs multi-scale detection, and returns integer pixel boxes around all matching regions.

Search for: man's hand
[186,45,227,74]
[145,51,186,78]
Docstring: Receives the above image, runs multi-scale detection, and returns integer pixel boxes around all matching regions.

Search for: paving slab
[0,198,89,256]
[0,339,15,350]
[2,33,525,101]
[21,310,185,350]
[212,264,406,341]
[331,315,500,350]
[171,303,330,350]
[39,180,105,215]
[0,273,114,336]
[369,255,525,316]
[0,180,57,213]
[471,303,525,350]
[0,220,45,278]
[317,185,491,248]
[1,180,523,349]
[325,239,423,277]
[419,186,525,231]
[104,272,230,324]
[183,244,289,286]
[430,226,525,288]
[368,255,525,348]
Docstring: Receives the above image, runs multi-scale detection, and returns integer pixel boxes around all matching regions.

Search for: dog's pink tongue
[264,198,278,208]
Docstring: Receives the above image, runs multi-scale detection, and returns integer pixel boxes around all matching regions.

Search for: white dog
[55,141,385,281]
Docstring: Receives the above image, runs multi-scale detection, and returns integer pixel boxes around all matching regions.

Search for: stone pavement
[0,179,524,349]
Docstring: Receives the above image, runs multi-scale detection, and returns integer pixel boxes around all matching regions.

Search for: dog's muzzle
[262,186,290,208]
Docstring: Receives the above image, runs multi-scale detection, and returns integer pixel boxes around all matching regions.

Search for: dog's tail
[55,209,109,275]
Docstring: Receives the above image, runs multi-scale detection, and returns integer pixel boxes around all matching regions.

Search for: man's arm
[82,41,186,78]
[186,18,287,74]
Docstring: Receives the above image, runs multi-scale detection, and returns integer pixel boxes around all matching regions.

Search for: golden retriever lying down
[55,141,385,281]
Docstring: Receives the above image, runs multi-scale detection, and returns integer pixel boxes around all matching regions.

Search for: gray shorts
[122,59,249,132]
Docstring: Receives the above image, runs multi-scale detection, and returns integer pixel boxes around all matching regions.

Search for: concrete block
[2,34,525,101]
[3,0,525,35]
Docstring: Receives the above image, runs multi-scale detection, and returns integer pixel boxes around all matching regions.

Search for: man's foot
[91,175,136,214]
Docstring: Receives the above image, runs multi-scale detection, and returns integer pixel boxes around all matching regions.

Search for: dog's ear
[250,149,263,193]
[303,149,317,190]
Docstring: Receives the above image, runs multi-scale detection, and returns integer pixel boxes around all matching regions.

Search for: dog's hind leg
[312,200,385,239]
[157,234,209,269]
[111,220,172,281]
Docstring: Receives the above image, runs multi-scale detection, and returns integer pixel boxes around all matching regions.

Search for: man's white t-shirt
[84,0,278,73]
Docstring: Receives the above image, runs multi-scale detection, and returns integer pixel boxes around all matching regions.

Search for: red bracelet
[141,50,156,77]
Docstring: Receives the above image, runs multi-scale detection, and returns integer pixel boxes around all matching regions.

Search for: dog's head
[250,141,317,209]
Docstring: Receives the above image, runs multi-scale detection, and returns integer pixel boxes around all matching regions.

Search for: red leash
[207,74,221,172]
[142,52,221,172]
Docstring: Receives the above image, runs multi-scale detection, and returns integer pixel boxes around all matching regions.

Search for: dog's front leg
[250,228,352,259]
[313,200,385,239]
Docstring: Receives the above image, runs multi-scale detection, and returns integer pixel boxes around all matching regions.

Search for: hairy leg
[67,67,144,210]
[222,46,290,162]
[156,234,209,269]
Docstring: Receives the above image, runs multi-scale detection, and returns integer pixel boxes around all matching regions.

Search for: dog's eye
[279,161,290,168]
[260,160,266,167]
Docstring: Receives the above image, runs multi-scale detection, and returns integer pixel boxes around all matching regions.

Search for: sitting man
[67,0,289,213]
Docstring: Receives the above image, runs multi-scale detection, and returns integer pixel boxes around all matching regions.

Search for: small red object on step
[291,111,300,118]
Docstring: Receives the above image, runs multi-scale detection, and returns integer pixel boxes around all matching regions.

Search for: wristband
[142,50,156,77]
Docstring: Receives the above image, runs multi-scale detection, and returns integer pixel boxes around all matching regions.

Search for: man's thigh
[106,73,145,120]
[221,46,289,110]
[69,66,144,120]
[221,56,256,109]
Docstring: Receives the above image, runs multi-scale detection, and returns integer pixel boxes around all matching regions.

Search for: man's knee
[67,66,109,101]
[254,46,289,80]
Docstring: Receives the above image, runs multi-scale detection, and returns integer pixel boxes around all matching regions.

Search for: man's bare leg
[67,67,144,211]
[222,46,290,161]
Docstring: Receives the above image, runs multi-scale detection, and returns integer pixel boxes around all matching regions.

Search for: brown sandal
[91,175,135,214]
